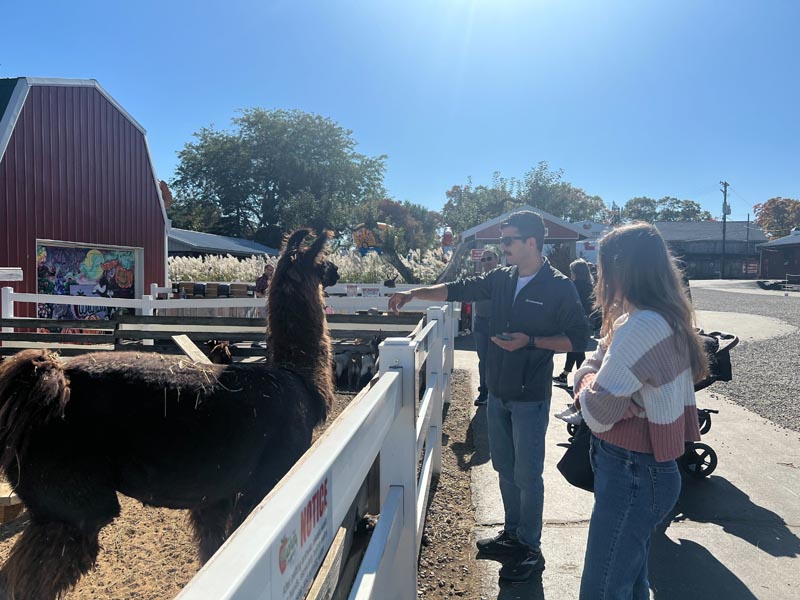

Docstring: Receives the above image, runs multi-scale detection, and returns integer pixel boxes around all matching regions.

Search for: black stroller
[557,330,738,479]
[680,330,738,477]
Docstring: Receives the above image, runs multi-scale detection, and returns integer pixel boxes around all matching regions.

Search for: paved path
[457,308,800,599]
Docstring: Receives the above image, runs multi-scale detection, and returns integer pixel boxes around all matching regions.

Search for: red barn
[0,78,167,318]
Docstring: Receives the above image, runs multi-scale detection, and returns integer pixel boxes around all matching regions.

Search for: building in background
[0,78,168,318]
[654,221,767,279]
[168,228,278,258]
[758,229,800,280]
[459,205,586,273]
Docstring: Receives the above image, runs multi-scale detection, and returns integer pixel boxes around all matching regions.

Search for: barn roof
[169,228,279,257]
[653,221,768,243]
[0,77,167,225]
[759,229,800,248]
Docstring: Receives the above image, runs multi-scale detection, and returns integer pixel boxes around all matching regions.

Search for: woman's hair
[569,259,594,284]
[595,222,708,381]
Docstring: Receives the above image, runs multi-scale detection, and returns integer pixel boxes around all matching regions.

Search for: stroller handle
[703,331,739,354]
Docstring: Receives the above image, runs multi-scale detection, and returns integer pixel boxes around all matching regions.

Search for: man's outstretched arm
[388,284,449,314]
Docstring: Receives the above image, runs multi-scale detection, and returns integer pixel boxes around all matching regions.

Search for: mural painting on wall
[36,244,136,321]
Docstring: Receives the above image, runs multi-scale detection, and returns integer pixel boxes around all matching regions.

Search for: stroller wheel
[698,410,713,435]
[566,422,577,437]
[681,442,718,478]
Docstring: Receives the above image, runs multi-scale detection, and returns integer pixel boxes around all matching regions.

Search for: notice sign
[470,249,484,261]
[271,473,334,600]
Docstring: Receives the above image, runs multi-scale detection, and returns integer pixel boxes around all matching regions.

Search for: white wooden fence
[1,284,458,599]
[174,303,456,600]
[1,283,452,322]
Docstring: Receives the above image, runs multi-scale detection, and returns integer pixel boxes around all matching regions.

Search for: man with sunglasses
[473,249,499,406]
[389,210,588,582]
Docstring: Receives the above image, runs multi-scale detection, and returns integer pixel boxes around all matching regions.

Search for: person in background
[473,249,499,406]
[255,262,274,319]
[553,259,595,387]
[573,222,708,599]
[255,263,274,299]
[389,211,588,582]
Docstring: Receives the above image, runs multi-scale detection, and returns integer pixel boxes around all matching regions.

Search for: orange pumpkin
[115,267,133,289]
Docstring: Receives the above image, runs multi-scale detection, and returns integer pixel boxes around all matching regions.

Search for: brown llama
[0,229,337,600]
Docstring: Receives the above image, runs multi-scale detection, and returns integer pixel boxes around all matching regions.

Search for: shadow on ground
[649,475,800,599]
[451,405,490,470]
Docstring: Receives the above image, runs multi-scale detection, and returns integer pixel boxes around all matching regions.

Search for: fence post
[150,282,160,299]
[426,307,445,477]
[378,337,418,599]
[1,287,14,333]
[141,294,155,346]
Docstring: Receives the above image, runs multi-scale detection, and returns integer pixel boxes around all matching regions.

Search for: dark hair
[500,210,546,251]
[595,222,708,382]
[569,259,593,284]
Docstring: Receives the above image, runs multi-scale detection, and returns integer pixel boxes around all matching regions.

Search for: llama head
[276,229,336,288]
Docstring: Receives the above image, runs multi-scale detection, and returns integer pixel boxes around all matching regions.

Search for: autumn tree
[754,197,800,238]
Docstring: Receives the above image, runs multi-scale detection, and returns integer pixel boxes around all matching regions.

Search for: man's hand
[491,332,530,352]
[388,291,413,314]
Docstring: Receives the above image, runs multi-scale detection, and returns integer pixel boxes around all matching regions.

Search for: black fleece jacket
[446,259,589,402]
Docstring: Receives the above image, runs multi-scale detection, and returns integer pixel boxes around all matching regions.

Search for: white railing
[0,285,449,319]
[175,304,456,600]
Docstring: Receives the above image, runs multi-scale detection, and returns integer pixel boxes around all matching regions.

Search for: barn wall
[0,84,166,316]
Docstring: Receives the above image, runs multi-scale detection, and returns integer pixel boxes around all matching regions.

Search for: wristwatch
[526,335,536,349]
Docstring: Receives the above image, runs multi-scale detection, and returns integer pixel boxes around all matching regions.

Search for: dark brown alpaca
[0,230,337,600]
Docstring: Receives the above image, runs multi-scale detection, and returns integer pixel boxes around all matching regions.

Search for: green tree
[754,197,800,238]
[623,196,712,223]
[441,163,607,235]
[519,162,607,223]
[170,109,387,243]
[623,197,659,222]
[656,197,713,221]
[441,174,519,235]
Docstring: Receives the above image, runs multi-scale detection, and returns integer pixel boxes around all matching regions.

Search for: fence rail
[176,304,455,600]
[1,284,457,598]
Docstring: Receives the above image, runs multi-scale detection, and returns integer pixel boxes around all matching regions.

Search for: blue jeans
[473,316,490,396]
[580,436,681,600]
[487,393,551,549]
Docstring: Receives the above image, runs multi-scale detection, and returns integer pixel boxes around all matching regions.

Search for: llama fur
[0,229,337,600]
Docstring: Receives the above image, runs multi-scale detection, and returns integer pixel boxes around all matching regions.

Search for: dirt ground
[417,369,480,599]
[0,372,478,599]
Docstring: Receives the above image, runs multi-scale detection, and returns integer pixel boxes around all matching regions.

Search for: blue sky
[3,0,798,223]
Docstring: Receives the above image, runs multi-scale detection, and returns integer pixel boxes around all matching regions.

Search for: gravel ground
[691,285,800,432]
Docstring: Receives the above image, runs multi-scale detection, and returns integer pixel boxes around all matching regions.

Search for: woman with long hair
[573,222,707,599]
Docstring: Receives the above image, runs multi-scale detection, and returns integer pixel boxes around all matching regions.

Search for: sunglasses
[480,256,496,263]
[500,236,530,246]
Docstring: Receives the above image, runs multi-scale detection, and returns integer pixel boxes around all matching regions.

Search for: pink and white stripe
[575,310,700,462]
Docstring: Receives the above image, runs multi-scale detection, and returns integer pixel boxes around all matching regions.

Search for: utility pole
[720,181,730,279]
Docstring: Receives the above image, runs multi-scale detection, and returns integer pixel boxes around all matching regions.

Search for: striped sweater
[574,309,700,462]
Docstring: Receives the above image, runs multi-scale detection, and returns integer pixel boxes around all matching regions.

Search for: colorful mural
[36,243,136,320]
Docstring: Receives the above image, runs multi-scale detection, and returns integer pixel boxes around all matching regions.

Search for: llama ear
[307,230,332,261]
[284,229,311,254]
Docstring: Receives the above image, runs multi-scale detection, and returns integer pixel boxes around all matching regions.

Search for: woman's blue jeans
[579,436,681,600]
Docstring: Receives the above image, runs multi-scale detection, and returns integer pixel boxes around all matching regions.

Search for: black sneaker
[552,373,568,386]
[499,547,545,581]
[474,394,488,406]
[476,530,523,555]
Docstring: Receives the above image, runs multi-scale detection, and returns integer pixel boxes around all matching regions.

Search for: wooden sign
[0,268,22,282]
